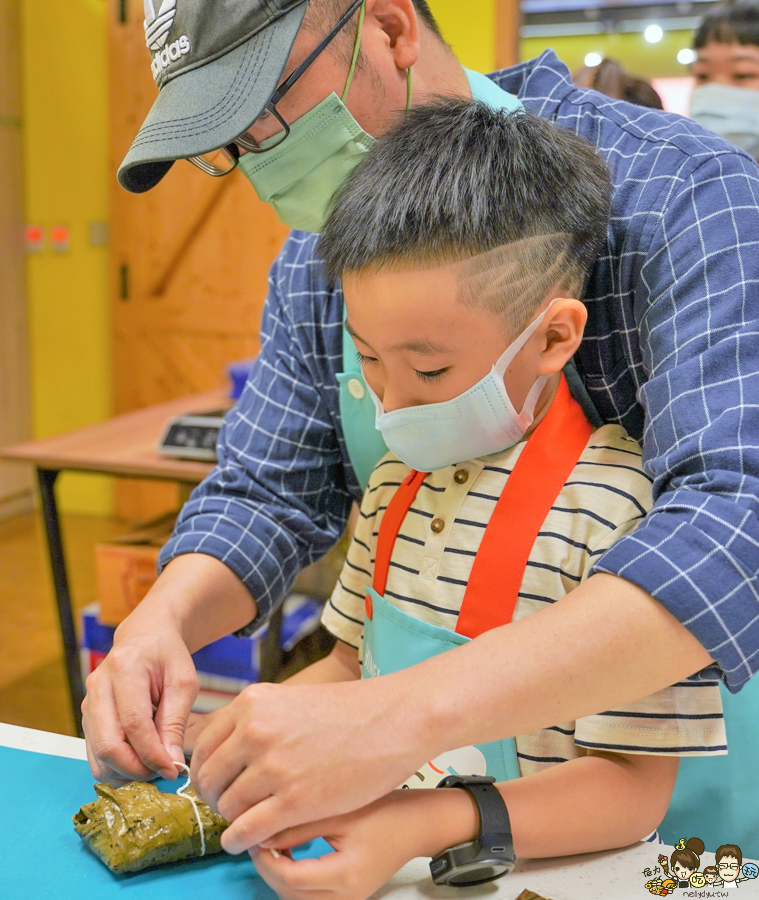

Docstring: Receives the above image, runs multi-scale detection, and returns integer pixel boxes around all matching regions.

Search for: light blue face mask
[366,299,561,472]
[238,6,523,233]
[238,3,410,233]
[690,82,759,158]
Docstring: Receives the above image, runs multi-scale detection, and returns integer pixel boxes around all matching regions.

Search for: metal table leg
[37,468,84,736]
[259,603,284,683]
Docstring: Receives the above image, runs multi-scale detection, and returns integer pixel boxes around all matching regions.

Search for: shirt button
[347,378,365,400]
[454,469,469,485]
[430,518,445,534]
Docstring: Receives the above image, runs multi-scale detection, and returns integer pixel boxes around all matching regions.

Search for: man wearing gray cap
[84,0,759,870]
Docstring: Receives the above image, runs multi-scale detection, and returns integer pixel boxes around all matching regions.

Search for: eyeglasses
[188,0,366,177]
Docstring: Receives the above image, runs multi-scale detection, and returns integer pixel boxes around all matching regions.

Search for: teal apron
[360,377,593,786]
[661,677,759,857]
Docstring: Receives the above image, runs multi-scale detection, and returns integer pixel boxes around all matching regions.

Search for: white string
[174,762,206,857]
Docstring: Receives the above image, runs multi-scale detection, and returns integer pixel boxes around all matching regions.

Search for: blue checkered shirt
[160,51,759,692]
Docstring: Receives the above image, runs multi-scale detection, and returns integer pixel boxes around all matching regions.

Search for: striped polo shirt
[322,423,727,777]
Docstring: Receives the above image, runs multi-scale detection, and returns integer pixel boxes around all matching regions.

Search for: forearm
[285,640,361,685]
[498,751,677,857]
[415,752,677,861]
[386,573,711,758]
[115,553,257,654]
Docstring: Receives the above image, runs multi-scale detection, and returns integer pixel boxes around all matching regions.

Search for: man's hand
[251,789,477,900]
[192,573,710,854]
[82,553,257,783]
[82,620,199,782]
[190,677,439,854]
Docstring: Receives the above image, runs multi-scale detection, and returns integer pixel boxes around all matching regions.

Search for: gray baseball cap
[118,0,308,193]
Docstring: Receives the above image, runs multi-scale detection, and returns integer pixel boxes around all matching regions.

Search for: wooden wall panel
[496,0,522,69]
[108,0,289,520]
[0,0,33,518]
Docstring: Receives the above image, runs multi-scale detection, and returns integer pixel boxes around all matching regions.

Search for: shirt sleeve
[574,680,727,757]
[158,237,355,634]
[321,459,389,650]
[590,152,759,692]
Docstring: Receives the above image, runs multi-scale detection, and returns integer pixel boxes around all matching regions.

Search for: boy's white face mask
[366,298,561,471]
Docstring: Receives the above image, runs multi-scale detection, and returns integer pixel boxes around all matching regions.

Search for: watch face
[445,859,514,886]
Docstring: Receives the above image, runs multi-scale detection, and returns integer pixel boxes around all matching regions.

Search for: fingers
[109,660,177,780]
[216,761,281,823]
[221,794,292,855]
[261,820,339,852]
[183,709,217,758]
[252,844,350,893]
[189,704,235,773]
[191,703,280,830]
[82,674,156,781]
[84,735,134,786]
[153,664,198,772]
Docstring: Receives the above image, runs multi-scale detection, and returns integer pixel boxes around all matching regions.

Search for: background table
[0,392,295,737]
[4,723,750,900]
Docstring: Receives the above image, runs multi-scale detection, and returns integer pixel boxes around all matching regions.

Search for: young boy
[250,102,727,898]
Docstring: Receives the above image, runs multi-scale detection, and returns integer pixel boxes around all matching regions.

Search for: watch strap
[436,775,514,858]
[457,781,511,842]
[430,776,515,886]
[437,775,512,844]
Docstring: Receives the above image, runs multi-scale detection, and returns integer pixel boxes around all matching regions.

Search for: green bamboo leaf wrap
[72,781,229,874]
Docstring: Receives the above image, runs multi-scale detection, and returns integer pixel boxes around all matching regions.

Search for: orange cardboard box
[95,514,175,626]
[96,543,162,626]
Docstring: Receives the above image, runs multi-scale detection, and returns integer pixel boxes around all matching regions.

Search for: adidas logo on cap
[144,0,191,82]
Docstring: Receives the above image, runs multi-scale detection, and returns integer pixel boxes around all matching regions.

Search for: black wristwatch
[429,775,515,887]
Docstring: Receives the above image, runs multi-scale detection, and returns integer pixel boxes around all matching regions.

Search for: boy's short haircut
[716,844,743,866]
[703,865,719,875]
[319,100,612,333]
[695,1,759,49]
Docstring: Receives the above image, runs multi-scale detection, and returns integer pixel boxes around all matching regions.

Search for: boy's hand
[251,789,478,900]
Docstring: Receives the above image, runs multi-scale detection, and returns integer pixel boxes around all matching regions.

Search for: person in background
[690,0,759,157]
[573,57,663,109]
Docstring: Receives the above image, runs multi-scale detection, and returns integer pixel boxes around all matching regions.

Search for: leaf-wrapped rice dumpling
[73,781,229,874]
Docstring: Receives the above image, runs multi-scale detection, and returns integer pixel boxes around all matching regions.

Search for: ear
[535,298,587,376]
[364,0,420,70]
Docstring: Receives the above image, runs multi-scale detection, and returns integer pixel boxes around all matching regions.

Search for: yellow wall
[522,29,696,80]
[433,0,497,74]
[427,5,695,80]
[21,0,112,515]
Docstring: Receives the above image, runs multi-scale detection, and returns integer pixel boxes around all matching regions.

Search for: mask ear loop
[341,1,412,112]
[342,0,366,103]
[492,297,563,421]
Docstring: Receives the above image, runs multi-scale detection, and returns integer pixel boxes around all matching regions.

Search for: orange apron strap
[372,468,429,597]
[456,375,592,639]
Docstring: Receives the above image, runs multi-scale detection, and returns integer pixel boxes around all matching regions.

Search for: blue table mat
[0,746,331,898]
